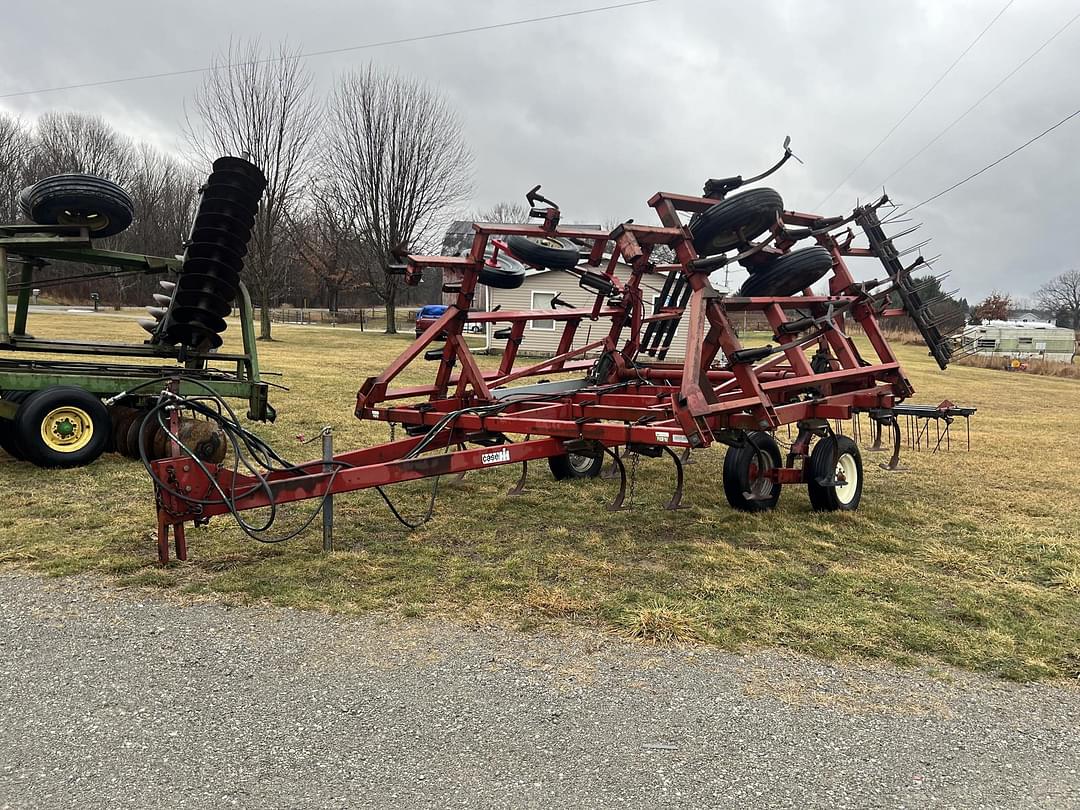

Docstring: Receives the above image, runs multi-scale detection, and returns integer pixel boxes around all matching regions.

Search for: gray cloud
[3,0,1078,299]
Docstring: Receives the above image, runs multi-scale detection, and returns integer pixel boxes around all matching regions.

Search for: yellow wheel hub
[40,406,94,453]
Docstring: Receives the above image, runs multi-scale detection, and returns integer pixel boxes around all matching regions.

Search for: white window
[531,291,556,330]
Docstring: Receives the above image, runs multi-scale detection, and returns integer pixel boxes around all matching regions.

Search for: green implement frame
[0,222,274,423]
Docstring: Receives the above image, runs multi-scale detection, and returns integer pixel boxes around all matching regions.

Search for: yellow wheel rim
[40,406,94,453]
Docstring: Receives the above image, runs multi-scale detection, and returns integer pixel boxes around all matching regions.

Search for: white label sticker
[481,448,511,465]
[370,409,379,418]
[672,434,689,444]
[654,431,670,443]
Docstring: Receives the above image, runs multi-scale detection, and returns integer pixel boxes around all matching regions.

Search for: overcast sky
[2,0,1077,301]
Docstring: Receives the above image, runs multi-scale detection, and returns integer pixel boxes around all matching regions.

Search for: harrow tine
[924,313,962,332]
[899,257,926,276]
[909,284,954,303]
[904,276,937,295]
[896,239,933,257]
[885,223,923,241]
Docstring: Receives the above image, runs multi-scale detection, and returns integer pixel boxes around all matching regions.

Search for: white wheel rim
[569,453,595,474]
[834,452,858,504]
[748,455,774,498]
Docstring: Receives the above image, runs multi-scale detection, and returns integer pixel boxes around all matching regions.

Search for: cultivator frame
[150,169,961,564]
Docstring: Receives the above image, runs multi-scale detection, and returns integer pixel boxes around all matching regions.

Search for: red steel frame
[150,187,917,563]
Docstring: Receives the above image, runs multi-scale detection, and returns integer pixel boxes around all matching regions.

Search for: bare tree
[0,114,31,222]
[324,65,472,333]
[112,144,200,305]
[1036,270,1080,330]
[185,39,319,339]
[472,200,530,223]
[287,177,367,314]
[29,112,135,183]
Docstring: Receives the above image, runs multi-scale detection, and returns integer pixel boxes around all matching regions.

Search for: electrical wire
[815,0,1015,210]
[0,0,664,100]
[901,103,1080,214]
[876,8,1080,188]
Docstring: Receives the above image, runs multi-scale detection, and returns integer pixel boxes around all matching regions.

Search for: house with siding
[480,262,704,360]
[439,221,762,361]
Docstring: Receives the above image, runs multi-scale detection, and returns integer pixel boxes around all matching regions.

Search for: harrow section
[141,157,267,350]
[147,149,969,563]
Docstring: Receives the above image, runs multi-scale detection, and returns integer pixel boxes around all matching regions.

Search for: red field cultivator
[146,144,969,563]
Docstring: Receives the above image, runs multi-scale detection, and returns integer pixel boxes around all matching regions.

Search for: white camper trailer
[959,320,1076,363]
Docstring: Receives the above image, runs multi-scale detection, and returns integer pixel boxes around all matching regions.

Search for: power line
[903,103,1080,214]
[815,0,1014,210]
[0,0,663,100]
[877,8,1080,188]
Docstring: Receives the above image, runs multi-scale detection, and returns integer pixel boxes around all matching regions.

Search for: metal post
[12,261,33,336]
[0,247,9,344]
[322,426,334,552]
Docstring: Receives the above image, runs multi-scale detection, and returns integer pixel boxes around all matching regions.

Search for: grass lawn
[2,311,1079,681]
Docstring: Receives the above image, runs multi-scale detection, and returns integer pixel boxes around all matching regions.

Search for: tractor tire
[736,246,833,297]
[0,392,31,460]
[548,448,604,480]
[722,432,783,512]
[0,421,20,460]
[806,435,863,512]
[505,235,581,270]
[13,386,112,468]
[689,188,783,256]
[478,251,527,289]
[20,174,135,239]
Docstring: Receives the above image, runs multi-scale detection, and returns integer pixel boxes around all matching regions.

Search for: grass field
[2,311,1080,681]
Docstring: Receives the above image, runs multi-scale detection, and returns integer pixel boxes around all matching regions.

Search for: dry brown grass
[620,597,709,643]
[884,328,933,346]
[955,353,1080,379]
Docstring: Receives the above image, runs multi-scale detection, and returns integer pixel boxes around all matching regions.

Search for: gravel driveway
[0,572,1077,809]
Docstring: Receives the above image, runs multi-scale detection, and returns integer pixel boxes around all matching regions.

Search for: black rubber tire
[13,386,112,468]
[0,421,20,459]
[689,188,783,256]
[0,392,30,460]
[478,252,527,289]
[722,432,783,512]
[548,449,604,480]
[505,235,581,270]
[737,246,834,297]
[21,174,135,238]
[806,435,863,512]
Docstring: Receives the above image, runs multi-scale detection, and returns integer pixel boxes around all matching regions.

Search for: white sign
[481,448,511,465]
